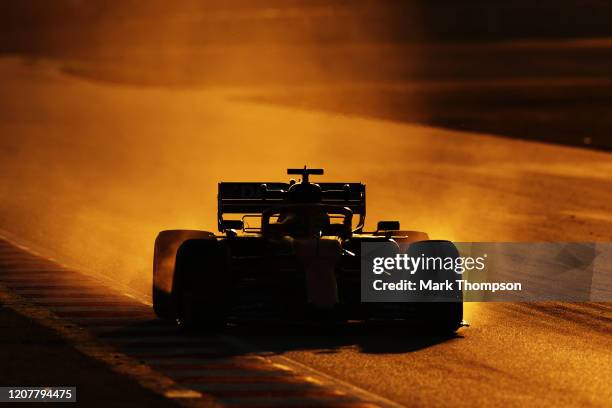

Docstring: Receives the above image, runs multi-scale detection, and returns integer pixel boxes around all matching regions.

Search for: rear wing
[218,182,366,232]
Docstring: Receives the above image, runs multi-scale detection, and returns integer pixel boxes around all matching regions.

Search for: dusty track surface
[0,57,611,407]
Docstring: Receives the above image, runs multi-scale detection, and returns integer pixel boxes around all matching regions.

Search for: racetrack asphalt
[0,56,611,407]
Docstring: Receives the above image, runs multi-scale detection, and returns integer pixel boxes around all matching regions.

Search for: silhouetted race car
[153,167,462,332]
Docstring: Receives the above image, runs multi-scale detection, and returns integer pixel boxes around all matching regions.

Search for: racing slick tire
[407,240,463,333]
[153,230,215,319]
[417,302,463,334]
[173,239,231,331]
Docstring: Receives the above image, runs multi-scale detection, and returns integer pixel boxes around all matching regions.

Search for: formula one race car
[153,167,462,332]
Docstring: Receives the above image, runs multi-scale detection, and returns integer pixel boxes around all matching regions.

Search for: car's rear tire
[406,240,463,333]
[173,239,231,331]
[177,288,226,331]
[153,230,215,320]
[415,302,463,334]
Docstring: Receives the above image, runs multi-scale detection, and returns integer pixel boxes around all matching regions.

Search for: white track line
[185,382,319,392]
[220,336,407,408]
[216,396,360,406]
[168,370,290,378]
